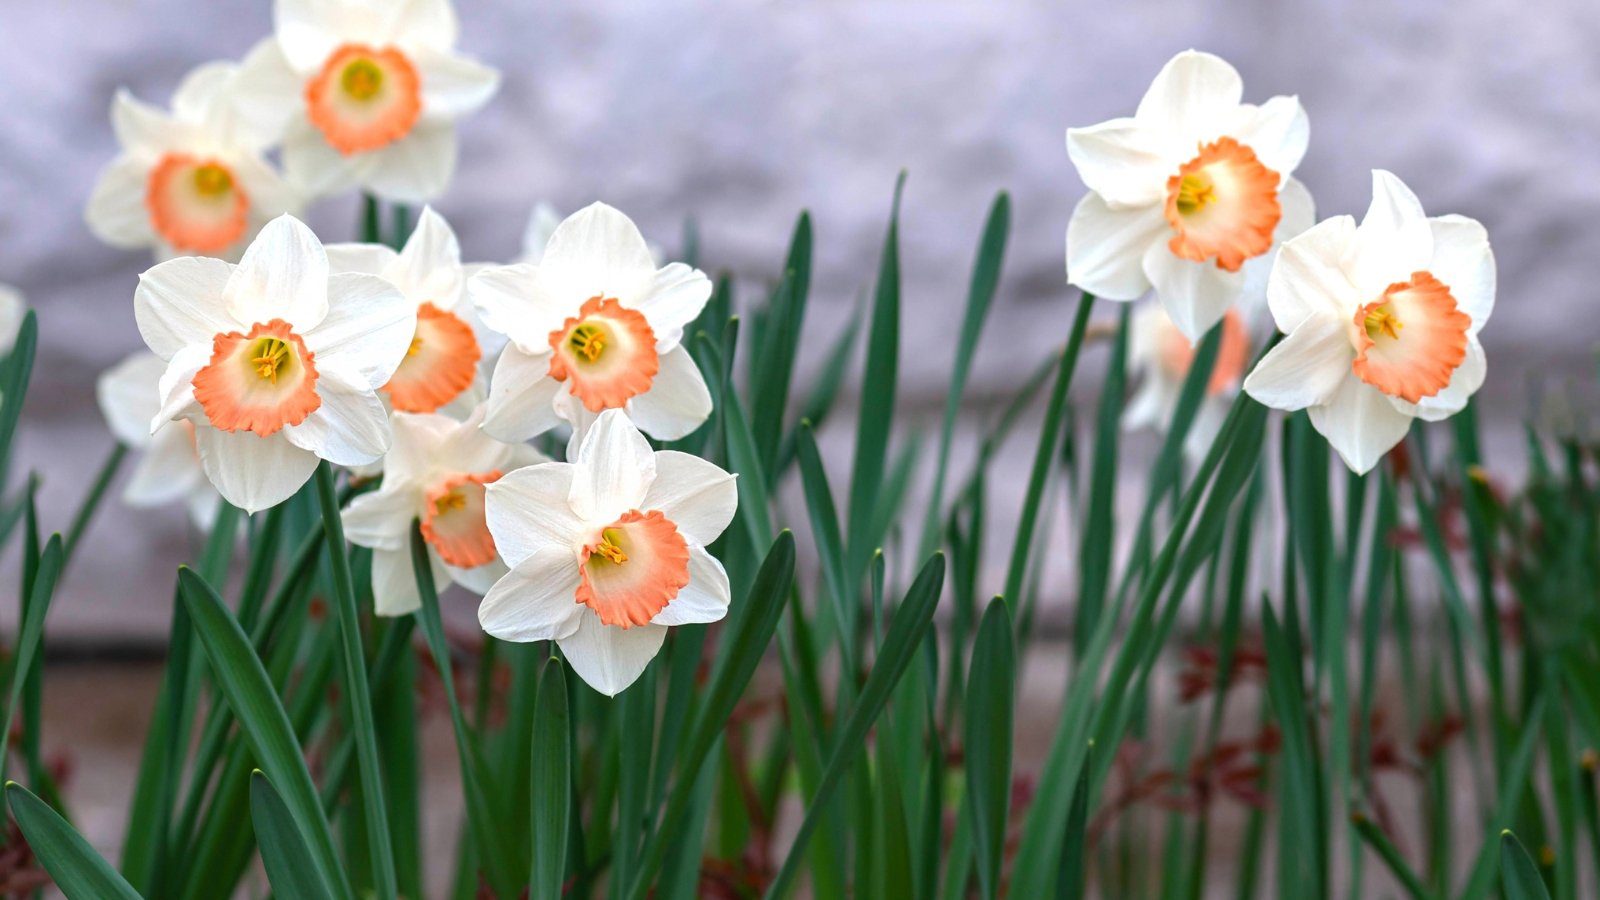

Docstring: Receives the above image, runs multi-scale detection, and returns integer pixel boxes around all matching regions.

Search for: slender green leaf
[532,658,572,900]
[7,782,142,900]
[1501,830,1554,900]
[965,597,1015,900]
[251,772,335,900]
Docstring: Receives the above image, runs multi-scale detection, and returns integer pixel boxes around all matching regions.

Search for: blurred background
[0,0,1597,885]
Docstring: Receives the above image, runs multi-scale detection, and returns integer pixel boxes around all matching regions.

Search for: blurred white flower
[135,215,415,512]
[1065,50,1314,340]
[0,284,24,357]
[1124,302,1251,461]
[478,410,736,695]
[1244,171,1495,474]
[233,0,500,204]
[87,62,299,261]
[469,203,714,446]
[341,406,542,616]
[96,351,221,528]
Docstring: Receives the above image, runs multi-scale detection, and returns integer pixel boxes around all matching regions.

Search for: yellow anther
[251,338,291,384]
[569,323,606,363]
[341,58,384,101]
[192,164,233,197]
[593,528,628,565]
[407,335,423,357]
[1175,172,1217,215]
[1363,304,1404,341]
[434,491,466,516]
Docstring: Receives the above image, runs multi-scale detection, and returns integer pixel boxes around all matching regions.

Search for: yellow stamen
[192,164,233,197]
[1175,172,1217,215]
[1363,304,1404,341]
[341,58,384,101]
[251,337,291,384]
[407,335,423,357]
[593,528,628,565]
[434,490,466,516]
[569,323,606,363]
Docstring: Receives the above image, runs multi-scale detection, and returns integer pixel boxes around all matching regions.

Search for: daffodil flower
[1066,50,1314,340]
[96,351,220,527]
[233,0,500,203]
[1243,171,1495,474]
[341,406,543,616]
[1124,301,1252,461]
[135,214,416,513]
[87,62,298,260]
[469,203,715,446]
[478,410,736,696]
[326,207,503,417]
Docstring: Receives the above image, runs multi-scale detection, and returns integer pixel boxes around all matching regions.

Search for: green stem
[361,194,382,244]
[312,461,397,900]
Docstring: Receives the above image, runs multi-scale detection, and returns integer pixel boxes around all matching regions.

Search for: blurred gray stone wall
[2,0,1597,641]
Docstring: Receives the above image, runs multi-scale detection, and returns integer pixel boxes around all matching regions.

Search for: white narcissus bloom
[87,62,298,260]
[233,0,500,203]
[478,410,736,696]
[1124,301,1252,461]
[135,214,416,513]
[96,351,221,528]
[520,202,665,267]
[1243,171,1495,474]
[1065,50,1315,341]
[326,206,504,417]
[341,407,543,616]
[470,203,714,446]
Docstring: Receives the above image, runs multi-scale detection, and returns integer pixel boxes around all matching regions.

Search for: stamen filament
[593,528,628,565]
[569,323,606,363]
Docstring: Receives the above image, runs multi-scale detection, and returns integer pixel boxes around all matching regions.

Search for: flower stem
[313,461,398,900]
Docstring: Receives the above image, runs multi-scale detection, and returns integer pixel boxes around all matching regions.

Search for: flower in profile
[478,410,736,695]
[1124,301,1252,460]
[87,62,298,260]
[96,351,221,527]
[326,207,501,417]
[469,203,714,445]
[1243,171,1495,474]
[341,407,542,616]
[233,0,500,203]
[1065,50,1314,340]
[0,284,24,357]
[135,214,415,512]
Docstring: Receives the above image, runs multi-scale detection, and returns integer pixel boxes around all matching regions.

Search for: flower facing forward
[135,215,415,512]
[478,410,736,695]
[1066,50,1314,340]
[341,407,542,616]
[327,207,501,417]
[233,0,499,203]
[1124,301,1252,461]
[97,351,220,527]
[470,203,714,445]
[87,62,298,259]
[1243,171,1495,473]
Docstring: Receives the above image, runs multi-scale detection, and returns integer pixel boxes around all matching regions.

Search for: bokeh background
[1,0,1597,680]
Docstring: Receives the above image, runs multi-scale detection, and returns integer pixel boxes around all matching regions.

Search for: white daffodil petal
[481,346,565,443]
[557,612,666,696]
[1266,215,1357,333]
[485,463,585,569]
[341,486,419,551]
[282,368,391,466]
[135,256,239,359]
[1242,314,1353,411]
[283,116,366,200]
[1228,95,1309,178]
[415,48,500,120]
[625,345,713,441]
[651,544,731,627]
[1135,50,1244,143]
[112,89,179,157]
[478,546,586,642]
[98,352,168,446]
[277,0,347,72]
[389,207,464,306]
[1427,215,1496,336]
[1065,117,1169,209]
[124,426,204,508]
[1390,338,1487,423]
[1065,193,1165,300]
[1307,377,1414,475]
[363,122,457,204]
[540,203,659,303]
[232,39,305,148]
[194,425,319,513]
[633,263,712,348]
[639,451,737,547]
[153,344,212,429]
[571,410,657,523]
[372,545,447,617]
[305,272,415,389]
[392,0,460,52]
[325,242,400,276]
[225,215,330,331]
[469,264,572,351]
[1345,170,1433,298]
[1143,242,1244,342]
[382,410,459,483]
[86,158,157,249]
